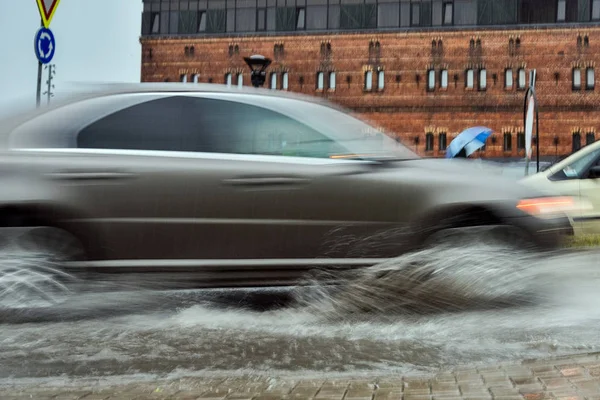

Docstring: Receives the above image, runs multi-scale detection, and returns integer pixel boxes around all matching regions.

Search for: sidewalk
[3,352,600,399]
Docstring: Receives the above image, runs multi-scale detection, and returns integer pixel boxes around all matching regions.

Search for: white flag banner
[525,94,535,160]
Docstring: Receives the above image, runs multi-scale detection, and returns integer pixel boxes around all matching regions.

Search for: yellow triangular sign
[36,0,61,28]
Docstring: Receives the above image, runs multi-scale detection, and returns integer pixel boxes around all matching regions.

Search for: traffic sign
[36,0,61,28]
[34,27,56,64]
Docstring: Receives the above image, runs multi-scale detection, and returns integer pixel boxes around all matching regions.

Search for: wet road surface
[1,245,600,387]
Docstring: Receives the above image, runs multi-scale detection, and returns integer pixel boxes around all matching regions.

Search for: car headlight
[516,196,592,219]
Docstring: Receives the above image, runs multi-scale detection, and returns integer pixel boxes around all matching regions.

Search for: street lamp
[244,54,272,88]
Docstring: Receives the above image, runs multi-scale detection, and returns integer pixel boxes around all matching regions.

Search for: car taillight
[516,196,590,218]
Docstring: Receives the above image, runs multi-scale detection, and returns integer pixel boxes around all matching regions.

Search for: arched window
[329,72,336,90]
[425,132,434,151]
[270,72,277,89]
[282,72,289,90]
[364,71,373,91]
[377,71,385,90]
[316,72,324,89]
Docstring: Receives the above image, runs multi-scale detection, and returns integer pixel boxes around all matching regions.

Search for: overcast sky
[0,0,142,110]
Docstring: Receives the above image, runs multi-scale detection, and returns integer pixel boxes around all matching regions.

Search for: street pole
[45,64,55,105]
[35,19,43,108]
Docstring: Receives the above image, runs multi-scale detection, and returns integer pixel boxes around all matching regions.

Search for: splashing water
[1,241,600,384]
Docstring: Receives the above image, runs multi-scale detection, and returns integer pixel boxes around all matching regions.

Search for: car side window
[558,148,600,179]
[77,95,349,158]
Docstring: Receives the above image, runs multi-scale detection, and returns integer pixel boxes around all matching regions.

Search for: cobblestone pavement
[4,352,600,399]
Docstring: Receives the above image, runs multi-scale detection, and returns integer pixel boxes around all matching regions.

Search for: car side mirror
[588,165,600,179]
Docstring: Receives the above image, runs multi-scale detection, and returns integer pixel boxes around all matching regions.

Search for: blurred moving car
[521,141,600,235]
[0,84,574,306]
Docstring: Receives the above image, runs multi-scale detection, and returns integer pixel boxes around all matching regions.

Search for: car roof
[0,83,355,140]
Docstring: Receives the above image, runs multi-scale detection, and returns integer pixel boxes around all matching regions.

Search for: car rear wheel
[0,226,86,310]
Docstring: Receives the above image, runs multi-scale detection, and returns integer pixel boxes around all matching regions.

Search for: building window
[150,13,160,34]
[282,72,289,90]
[197,11,207,32]
[505,69,513,88]
[587,132,596,145]
[317,71,325,90]
[593,0,600,20]
[411,2,421,26]
[257,8,266,31]
[573,132,581,152]
[573,68,582,90]
[192,74,199,83]
[427,69,436,91]
[364,70,373,91]
[180,74,188,83]
[587,68,595,90]
[557,0,567,21]
[518,68,526,89]
[503,133,512,151]
[438,133,447,151]
[270,72,277,89]
[329,72,336,90]
[237,73,243,88]
[443,2,453,25]
[225,73,232,86]
[440,70,448,89]
[296,8,306,29]
[378,71,385,90]
[517,132,525,150]
[466,69,474,89]
[425,132,434,151]
[479,69,487,90]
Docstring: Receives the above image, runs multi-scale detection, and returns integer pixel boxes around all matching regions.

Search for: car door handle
[46,171,137,181]
[222,177,311,187]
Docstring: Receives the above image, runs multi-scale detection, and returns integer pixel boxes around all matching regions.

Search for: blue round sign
[34,27,56,64]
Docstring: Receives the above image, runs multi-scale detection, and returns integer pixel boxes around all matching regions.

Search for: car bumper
[509,215,574,250]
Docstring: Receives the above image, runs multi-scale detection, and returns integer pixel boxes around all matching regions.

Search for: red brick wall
[140,26,600,158]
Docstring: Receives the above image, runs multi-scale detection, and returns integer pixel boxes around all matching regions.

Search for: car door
[577,157,600,234]
[58,93,400,269]
[176,93,406,262]
[542,144,600,234]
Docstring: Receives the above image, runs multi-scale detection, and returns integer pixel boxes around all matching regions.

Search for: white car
[521,142,600,235]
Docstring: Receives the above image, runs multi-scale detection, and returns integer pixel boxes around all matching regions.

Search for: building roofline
[139,22,600,42]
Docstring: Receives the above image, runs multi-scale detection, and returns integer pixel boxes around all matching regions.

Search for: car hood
[389,158,560,202]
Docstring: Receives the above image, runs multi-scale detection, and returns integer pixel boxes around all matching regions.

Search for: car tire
[0,226,87,310]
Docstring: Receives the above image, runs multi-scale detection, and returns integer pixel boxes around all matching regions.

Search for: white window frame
[427,69,436,90]
[225,73,232,87]
[466,69,474,89]
[518,68,526,89]
[282,72,289,90]
[270,72,277,90]
[479,69,487,90]
[573,68,582,90]
[440,69,448,89]
[505,69,513,88]
[365,71,373,91]
[192,74,199,83]
[329,72,336,90]
[237,73,243,88]
[181,74,188,83]
[587,68,595,90]
[377,71,385,90]
[317,72,324,90]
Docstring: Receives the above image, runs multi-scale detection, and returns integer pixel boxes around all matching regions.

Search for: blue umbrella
[445,126,493,158]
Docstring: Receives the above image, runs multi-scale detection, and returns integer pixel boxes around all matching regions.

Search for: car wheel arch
[0,203,103,260]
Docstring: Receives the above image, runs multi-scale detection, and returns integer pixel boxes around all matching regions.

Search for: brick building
[140,0,600,158]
